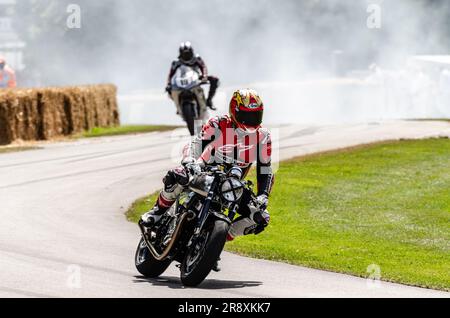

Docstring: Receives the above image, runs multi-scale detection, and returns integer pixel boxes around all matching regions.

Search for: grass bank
[0,146,40,155]
[81,125,180,138]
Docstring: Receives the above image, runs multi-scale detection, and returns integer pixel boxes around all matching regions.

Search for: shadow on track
[133,276,263,290]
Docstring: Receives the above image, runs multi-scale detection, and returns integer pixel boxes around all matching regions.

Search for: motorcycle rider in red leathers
[140,89,275,270]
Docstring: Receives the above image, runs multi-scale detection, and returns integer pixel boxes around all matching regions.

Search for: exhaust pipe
[139,212,189,261]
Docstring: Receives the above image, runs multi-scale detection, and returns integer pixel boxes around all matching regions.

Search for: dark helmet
[179,41,195,64]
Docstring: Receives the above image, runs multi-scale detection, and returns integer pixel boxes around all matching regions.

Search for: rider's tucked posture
[141,89,274,270]
[166,42,220,110]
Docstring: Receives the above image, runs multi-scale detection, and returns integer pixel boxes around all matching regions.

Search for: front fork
[227,203,239,223]
[188,174,233,248]
[194,176,219,235]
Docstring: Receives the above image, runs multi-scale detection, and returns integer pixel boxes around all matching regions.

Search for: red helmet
[229,89,264,131]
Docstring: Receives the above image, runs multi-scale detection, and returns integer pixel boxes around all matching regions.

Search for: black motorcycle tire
[180,220,229,287]
[135,237,172,278]
[182,102,196,136]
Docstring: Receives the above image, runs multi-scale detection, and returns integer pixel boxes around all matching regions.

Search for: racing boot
[206,98,217,111]
[140,205,167,227]
[206,76,219,111]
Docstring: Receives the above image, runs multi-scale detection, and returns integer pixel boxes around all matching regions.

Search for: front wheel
[135,238,172,278]
[180,220,229,287]
[182,102,196,136]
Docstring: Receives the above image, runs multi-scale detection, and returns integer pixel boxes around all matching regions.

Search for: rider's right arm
[167,61,179,85]
[183,117,221,164]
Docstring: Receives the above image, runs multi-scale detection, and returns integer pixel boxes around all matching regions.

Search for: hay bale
[0,84,120,145]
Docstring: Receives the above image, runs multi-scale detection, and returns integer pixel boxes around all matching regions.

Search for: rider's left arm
[183,117,221,165]
[196,56,209,80]
[256,130,275,197]
[256,161,275,197]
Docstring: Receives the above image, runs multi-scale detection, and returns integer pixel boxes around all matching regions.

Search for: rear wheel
[180,220,229,287]
[135,238,172,278]
[182,102,196,136]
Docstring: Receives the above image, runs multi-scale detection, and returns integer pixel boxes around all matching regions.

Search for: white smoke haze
[7,0,450,124]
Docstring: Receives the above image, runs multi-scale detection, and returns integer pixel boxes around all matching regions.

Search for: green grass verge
[411,118,450,123]
[126,138,450,291]
[81,125,180,138]
[0,126,179,150]
[0,146,40,154]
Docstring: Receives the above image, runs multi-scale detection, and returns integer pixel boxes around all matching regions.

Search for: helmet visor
[180,51,194,62]
[235,110,263,127]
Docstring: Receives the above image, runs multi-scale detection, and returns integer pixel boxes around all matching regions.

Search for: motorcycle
[135,165,262,287]
[170,65,209,136]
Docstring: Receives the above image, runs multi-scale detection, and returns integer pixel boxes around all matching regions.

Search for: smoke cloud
[7,0,450,124]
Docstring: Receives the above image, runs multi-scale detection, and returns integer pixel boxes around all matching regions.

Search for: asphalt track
[0,121,449,298]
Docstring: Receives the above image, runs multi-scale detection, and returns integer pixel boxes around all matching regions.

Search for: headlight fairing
[220,178,244,203]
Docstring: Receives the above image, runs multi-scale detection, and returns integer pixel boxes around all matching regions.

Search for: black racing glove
[256,194,269,211]
[165,84,172,95]
[181,157,203,178]
[252,196,270,235]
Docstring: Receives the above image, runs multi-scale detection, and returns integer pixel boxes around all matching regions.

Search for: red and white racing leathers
[184,115,274,196]
[156,115,275,238]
